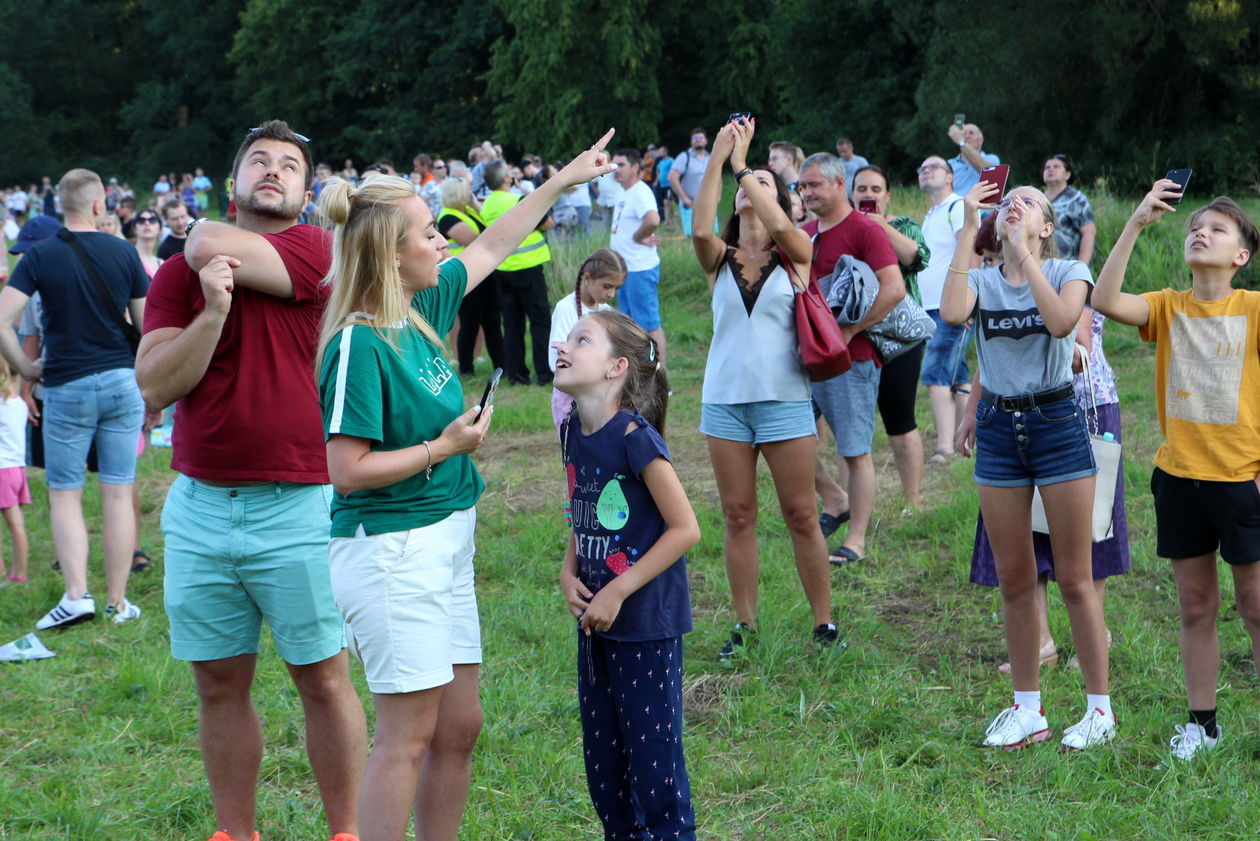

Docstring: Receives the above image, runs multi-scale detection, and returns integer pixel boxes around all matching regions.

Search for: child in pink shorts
[0,360,31,582]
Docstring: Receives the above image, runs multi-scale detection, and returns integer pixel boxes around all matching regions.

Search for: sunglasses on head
[246,126,311,143]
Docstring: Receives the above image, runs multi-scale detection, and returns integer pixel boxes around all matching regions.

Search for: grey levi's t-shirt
[967,257,1094,396]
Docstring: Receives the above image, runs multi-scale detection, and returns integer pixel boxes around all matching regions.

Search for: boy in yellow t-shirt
[1094,181,1260,762]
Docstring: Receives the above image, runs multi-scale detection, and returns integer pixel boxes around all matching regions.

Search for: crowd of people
[4,112,1259,841]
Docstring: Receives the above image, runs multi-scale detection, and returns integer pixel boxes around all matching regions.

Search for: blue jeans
[920,310,972,388]
[42,368,144,489]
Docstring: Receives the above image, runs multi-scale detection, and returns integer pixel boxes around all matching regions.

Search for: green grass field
[3,189,1260,840]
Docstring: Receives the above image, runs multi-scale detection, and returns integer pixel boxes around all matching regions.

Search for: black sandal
[818,510,850,539]
[131,551,152,573]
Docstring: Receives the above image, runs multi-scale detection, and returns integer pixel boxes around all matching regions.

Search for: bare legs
[709,435,831,629]
[1174,558,1260,710]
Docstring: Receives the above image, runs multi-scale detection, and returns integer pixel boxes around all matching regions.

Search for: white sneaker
[36,593,97,629]
[983,704,1051,750]
[1061,707,1117,750]
[1169,722,1220,760]
[106,600,142,625]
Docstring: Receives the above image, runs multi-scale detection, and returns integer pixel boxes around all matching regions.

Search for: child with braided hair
[547,248,627,429]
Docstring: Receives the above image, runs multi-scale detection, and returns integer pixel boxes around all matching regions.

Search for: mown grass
[3,188,1260,840]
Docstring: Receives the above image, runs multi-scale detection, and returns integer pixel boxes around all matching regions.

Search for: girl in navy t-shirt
[554,309,700,841]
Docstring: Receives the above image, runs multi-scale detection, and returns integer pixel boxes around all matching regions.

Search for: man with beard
[135,121,366,841]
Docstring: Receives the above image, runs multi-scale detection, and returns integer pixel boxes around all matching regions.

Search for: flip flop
[828,545,864,566]
[131,551,152,573]
[818,510,851,539]
[926,448,955,466]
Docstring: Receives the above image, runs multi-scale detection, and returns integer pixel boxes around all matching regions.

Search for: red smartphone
[1164,169,1193,206]
[977,164,1010,204]
[858,199,877,213]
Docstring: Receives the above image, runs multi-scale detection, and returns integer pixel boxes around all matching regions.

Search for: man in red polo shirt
[135,121,366,841]
[798,152,906,565]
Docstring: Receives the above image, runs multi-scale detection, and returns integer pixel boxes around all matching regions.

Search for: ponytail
[586,310,669,433]
[574,248,628,317]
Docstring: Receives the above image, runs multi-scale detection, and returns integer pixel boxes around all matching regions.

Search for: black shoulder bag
[56,228,142,357]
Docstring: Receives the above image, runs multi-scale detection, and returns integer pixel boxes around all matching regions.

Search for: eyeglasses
[246,126,311,143]
[136,215,160,224]
[916,163,946,175]
[998,196,1044,211]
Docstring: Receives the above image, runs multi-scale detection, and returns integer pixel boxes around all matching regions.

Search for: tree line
[5,0,1258,193]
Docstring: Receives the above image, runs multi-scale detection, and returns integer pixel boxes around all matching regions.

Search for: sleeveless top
[702,248,811,404]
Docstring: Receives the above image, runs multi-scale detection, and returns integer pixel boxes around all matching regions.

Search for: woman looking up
[691,116,836,661]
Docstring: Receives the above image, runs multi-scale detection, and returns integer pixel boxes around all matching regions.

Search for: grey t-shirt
[968,258,1093,396]
[671,149,710,200]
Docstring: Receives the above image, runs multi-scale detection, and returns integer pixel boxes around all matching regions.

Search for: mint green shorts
[162,474,345,664]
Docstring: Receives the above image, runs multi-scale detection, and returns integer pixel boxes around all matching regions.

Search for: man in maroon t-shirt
[135,121,366,841]
[798,153,906,564]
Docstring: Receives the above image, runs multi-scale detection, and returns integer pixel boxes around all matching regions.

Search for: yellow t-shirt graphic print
[1141,288,1260,482]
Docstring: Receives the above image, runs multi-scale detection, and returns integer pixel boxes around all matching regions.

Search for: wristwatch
[184,217,211,236]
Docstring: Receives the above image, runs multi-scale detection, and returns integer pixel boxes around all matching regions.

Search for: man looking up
[668,127,712,236]
[797,153,905,565]
[135,120,367,841]
[610,148,665,363]
[916,155,972,463]
[947,121,1000,195]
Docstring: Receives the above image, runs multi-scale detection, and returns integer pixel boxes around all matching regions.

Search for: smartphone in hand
[728,111,751,124]
[479,368,503,413]
[1164,169,1193,206]
[978,165,1010,203]
[954,113,965,129]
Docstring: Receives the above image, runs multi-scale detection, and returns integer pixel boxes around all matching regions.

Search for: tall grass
[3,188,1260,839]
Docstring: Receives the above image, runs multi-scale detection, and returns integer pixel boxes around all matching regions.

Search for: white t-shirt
[918,192,966,310]
[596,172,623,209]
[610,181,660,271]
[567,183,592,209]
[0,395,28,468]
[548,292,614,371]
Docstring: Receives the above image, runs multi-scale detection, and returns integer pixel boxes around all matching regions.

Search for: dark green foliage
[3,0,1259,193]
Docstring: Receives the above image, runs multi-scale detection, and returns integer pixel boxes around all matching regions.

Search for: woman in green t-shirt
[315,132,616,841]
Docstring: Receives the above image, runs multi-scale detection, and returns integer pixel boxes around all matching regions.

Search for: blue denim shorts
[920,310,972,388]
[618,266,662,331]
[162,474,346,664]
[42,368,144,490]
[973,394,1097,487]
[699,400,817,445]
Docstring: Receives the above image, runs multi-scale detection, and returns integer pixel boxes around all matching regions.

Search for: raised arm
[728,118,812,270]
[134,255,235,410]
[691,123,731,279]
[941,182,997,325]
[999,199,1088,338]
[184,222,299,298]
[1093,181,1181,327]
[458,129,615,292]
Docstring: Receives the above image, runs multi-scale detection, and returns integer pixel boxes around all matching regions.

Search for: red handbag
[782,249,850,380]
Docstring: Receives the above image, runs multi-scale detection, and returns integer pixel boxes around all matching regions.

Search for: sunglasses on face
[433,164,446,170]
[136,215,160,224]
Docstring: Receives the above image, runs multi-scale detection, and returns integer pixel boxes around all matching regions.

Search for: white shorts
[328,508,482,694]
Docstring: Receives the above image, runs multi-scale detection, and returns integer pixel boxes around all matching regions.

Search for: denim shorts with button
[973,395,1097,487]
[42,367,144,489]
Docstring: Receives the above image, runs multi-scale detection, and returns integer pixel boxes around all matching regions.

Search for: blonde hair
[315,174,445,375]
[440,176,472,210]
[58,168,104,217]
[0,358,15,399]
[999,186,1059,262]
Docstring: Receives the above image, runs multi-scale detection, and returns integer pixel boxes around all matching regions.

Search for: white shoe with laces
[1169,722,1220,761]
[1061,707,1117,750]
[106,599,142,624]
[35,593,97,629]
[983,704,1051,750]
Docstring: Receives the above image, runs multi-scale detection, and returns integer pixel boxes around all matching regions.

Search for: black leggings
[457,274,506,374]
[876,342,924,437]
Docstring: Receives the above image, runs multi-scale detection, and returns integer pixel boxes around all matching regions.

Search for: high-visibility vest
[480,190,551,271]
[437,206,485,256]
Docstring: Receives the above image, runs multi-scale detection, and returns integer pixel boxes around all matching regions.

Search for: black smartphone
[1164,169,1193,206]
[479,368,503,412]
[858,199,877,213]
[954,113,965,129]
[728,111,751,123]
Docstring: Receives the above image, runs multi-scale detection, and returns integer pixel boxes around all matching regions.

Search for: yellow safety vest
[480,190,551,271]
[437,206,485,256]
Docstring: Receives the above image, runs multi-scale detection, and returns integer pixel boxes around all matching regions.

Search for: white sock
[1013,690,1041,712]
[1087,694,1113,717]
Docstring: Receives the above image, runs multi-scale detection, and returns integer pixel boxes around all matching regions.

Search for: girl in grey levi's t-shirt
[967,258,1094,395]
